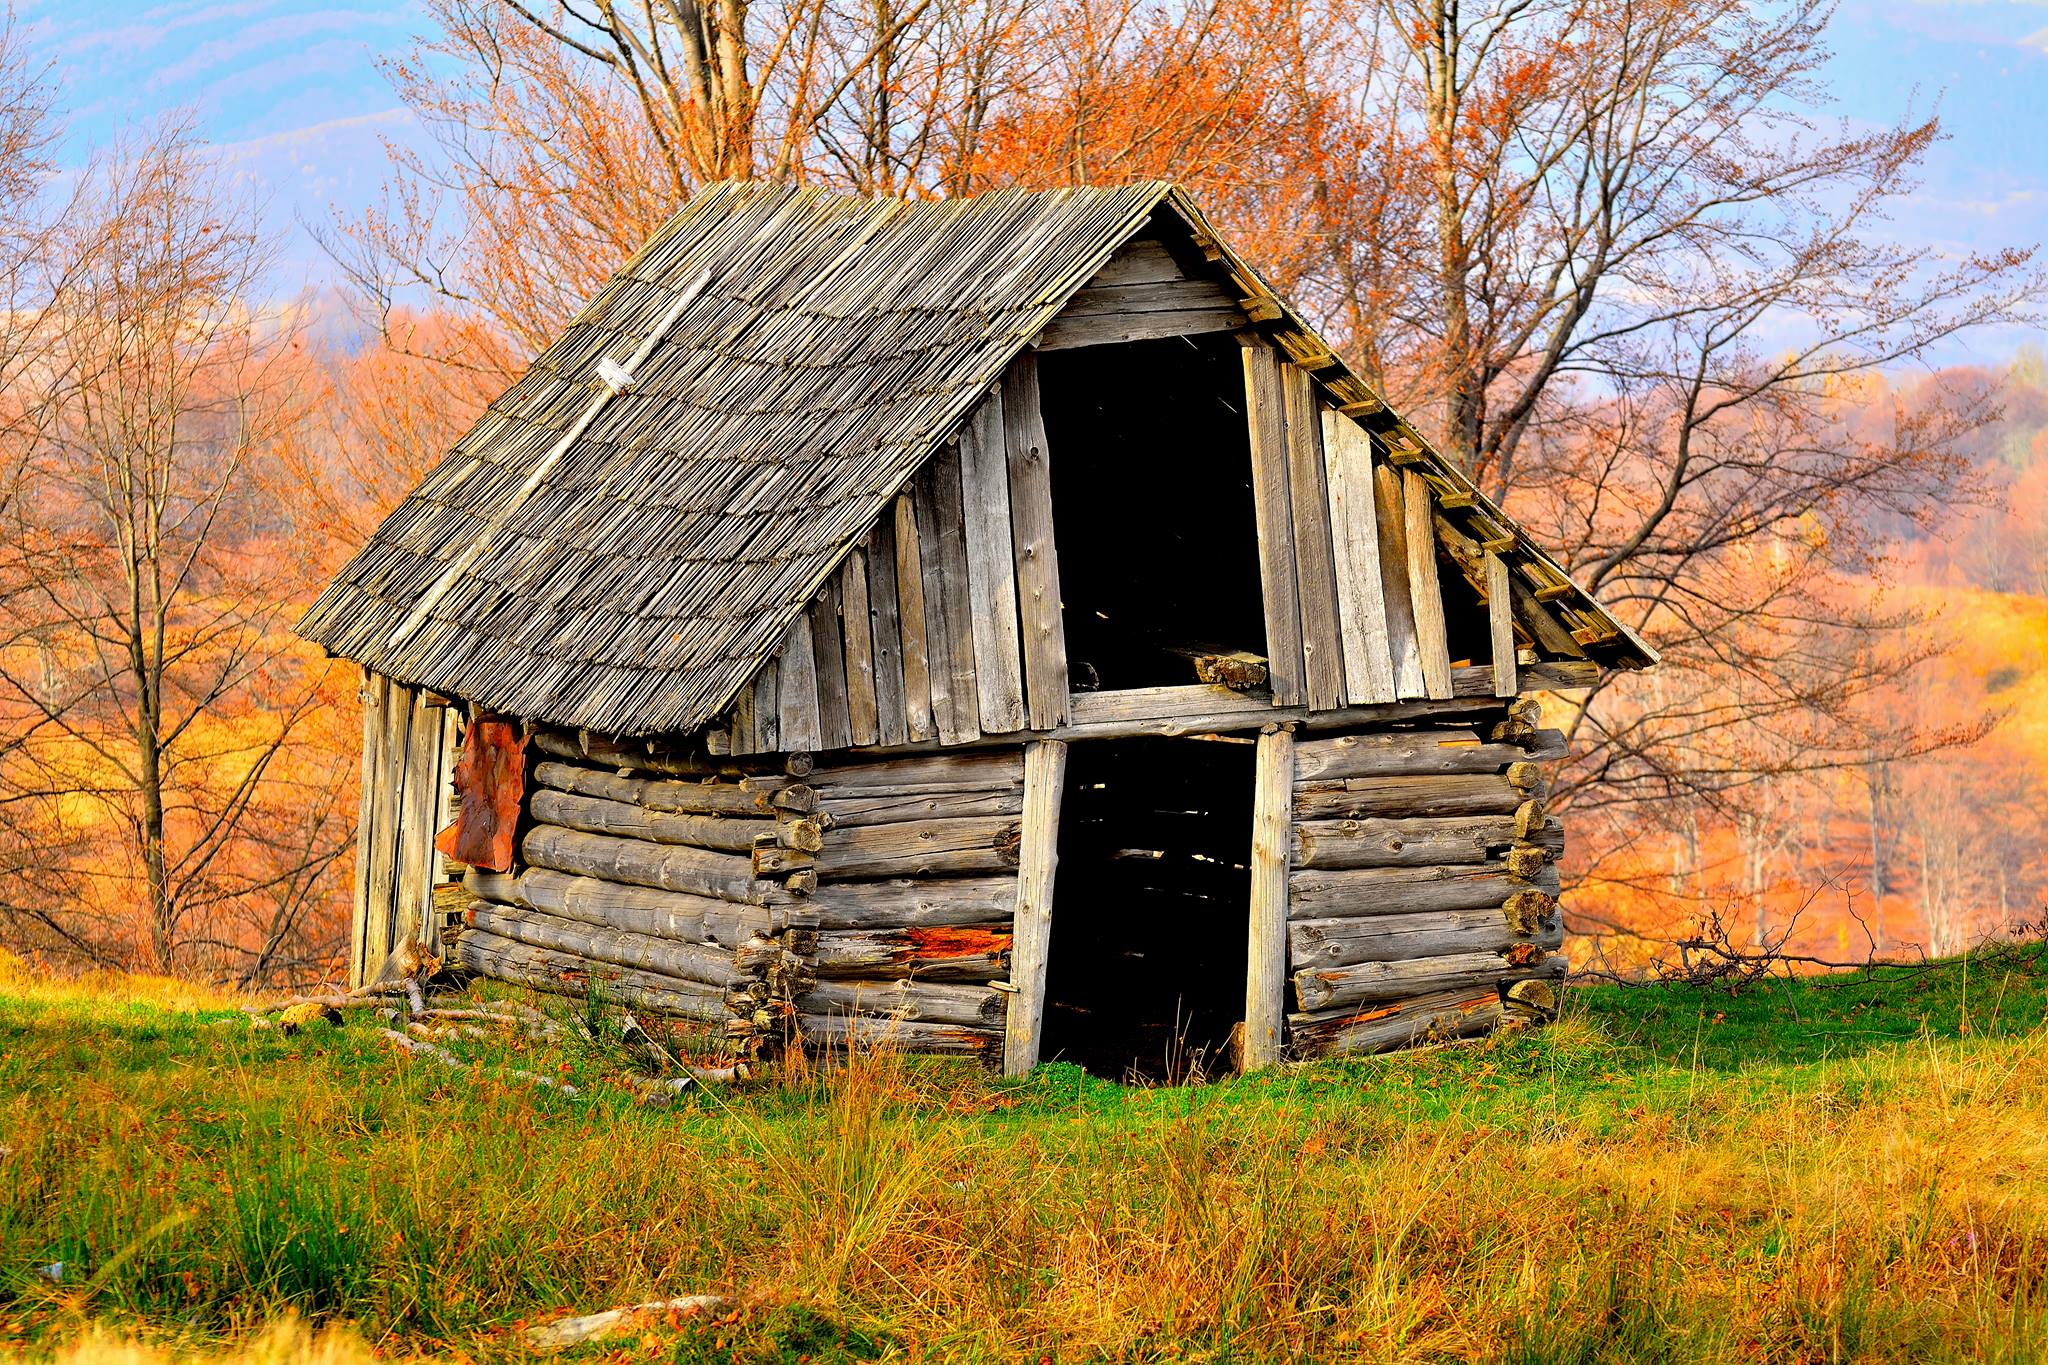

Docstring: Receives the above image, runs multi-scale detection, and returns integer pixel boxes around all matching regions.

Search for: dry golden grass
[3,955,2045,1362]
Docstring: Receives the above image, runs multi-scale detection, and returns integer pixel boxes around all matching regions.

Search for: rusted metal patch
[434,715,527,872]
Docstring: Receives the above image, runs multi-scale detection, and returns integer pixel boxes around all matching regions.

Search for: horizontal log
[1288,988,1507,1058]
[1287,862,1561,919]
[807,750,1023,795]
[1292,815,1564,870]
[529,788,821,853]
[1293,773,1526,821]
[820,787,1024,827]
[803,876,1018,929]
[466,901,748,990]
[521,824,782,906]
[534,759,815,816]
[797,1014,1000,1056]
[466,868,775,946]
[453,926,729,1023]
[1288,905,1564,970]
[1033,306,1248,351]
[817,816,1023,880]
[531,729,811,778]
[1293,948,1566,1013]
[1291,728,1566,782]
[798,977,1008,1027]
[811,924,1012,981]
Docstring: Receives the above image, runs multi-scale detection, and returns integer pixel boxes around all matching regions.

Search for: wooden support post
[1485,549,1518,698]
[1241,343,1304,706]
[1003,739,1068,1077]
[1243,725,1295,1070]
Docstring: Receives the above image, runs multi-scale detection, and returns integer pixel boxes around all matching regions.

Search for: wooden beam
[1282,365,1346,710]
[840,550,880,746]
[1241,342,1305,706]
[1371,463,1426,698]
[1486,549,1518,698]
[775,614,823,754]
[1002,353,1070,729]
[1402,468,1454,699]
[1319,409,1396,704]
[1033,307,1247,351]
[348,672,387,988]
[1003,739,1067,1077]
[1243,726,1295,1070]
[892,495,935,742]
[917,445,981,746]
[864,520,909,747]
[958,387,1028,735]
[810,573,853,750]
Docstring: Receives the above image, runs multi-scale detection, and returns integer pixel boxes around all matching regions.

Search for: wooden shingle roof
[300,179,1651,737]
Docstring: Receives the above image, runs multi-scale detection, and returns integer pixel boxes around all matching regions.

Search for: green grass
[3,946,2046,1363]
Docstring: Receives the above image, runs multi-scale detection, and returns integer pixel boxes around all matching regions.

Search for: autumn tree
[0,123,353,981]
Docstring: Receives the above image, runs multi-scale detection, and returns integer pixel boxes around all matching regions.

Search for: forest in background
[0,0,2041,986]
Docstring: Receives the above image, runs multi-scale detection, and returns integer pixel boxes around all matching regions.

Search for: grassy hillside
[3,949,2045,1364]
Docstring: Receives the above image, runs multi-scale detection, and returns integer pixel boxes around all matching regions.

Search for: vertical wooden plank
[1004,738,1068,1077]
[1403,469,1454,699]
[811,579,853,750]
[958,388,1028,734]
[731,672,758,756]
[1241,343,1304,707]
[752,656,781,754]
[864,520,908,747]
[1319,411,1398,704]
[1486,550,1519,698]
[1281,364,1346,711]
[1243,725,1295,1071]
[1001,353,1069,729]
[391,685,439,963]
[893,495,936,743]
[1371,462,1427,699]
[918,445,982,746]
[363,676,410,981]
[840,549,880,747]
[424,706,459,956]
[348,672,386,988]
[777,614,823,753]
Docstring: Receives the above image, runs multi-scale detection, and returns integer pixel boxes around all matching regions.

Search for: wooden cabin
[298,181,1655,1077]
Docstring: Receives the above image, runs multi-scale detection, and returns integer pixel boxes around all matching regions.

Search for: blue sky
[25,0,2048,360]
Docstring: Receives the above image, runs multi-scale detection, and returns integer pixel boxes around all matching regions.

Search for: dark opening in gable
[1037,334,1267,693]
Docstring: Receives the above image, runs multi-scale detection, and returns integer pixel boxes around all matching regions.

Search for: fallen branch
[524,1297,731,1351]
[376,1027,580,1096]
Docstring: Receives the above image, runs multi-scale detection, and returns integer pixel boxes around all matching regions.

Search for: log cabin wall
[1281,704,1570,1059]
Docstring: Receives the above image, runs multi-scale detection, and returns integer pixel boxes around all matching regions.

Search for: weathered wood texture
[1319,409,1396,704]
[351,672,459,988]
[1243,727,1295,1070]
[456,925,732,1023]
[1004,739,1067,1076]
[1241,343,1304,707]
[1002,353,1069,728]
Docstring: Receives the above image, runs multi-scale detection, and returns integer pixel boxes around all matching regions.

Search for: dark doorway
[1036,334,1267,693]
[1039,736,1256,1082]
